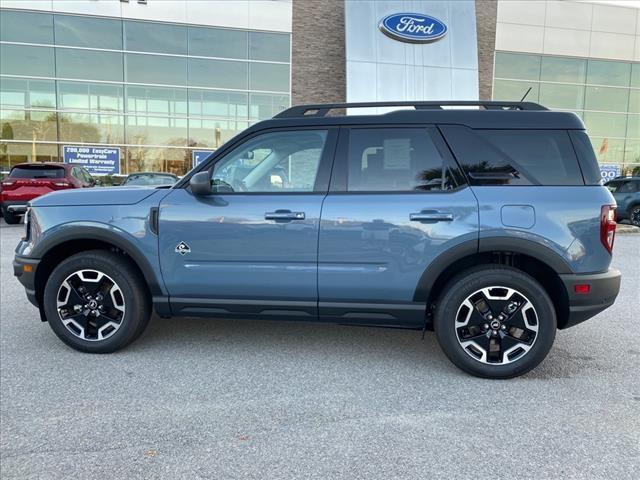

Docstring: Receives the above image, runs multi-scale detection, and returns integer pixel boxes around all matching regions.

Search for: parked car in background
[121,172,178,187]
[1,163,95,224]
[605,177,640,226]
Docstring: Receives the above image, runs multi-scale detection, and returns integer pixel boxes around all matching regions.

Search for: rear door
[318,126,479,326]
[158,128,337,319]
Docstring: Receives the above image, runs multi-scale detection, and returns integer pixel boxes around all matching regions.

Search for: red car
[1,163,95,224]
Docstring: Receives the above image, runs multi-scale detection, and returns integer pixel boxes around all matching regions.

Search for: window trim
[328,124,466,195]
[182,126,338,195]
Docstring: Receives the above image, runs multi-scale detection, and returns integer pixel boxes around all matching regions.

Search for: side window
[618,181,638,193]
[441,126,584,186]
[210,130,328,193]
[71,167,80,179]
[81,168,94,183]
[345,127,460,192]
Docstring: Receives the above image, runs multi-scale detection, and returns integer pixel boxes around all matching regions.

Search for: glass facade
[493,52,640,174]
[0,9,291,175]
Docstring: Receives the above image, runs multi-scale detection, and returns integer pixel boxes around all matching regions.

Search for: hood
[30,186,161,207]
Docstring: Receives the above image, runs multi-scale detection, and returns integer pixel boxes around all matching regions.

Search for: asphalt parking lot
[0,218,639,479]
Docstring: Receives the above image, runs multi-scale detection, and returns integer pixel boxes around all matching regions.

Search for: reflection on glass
[494,53,540,81]
[188,58,248,89]
[584,86,629,112]
[590,136,626,164]
[126,116,188,146]
[126,86,187,116]
[55,14,122,50]
[539,83,584,110]
[0,44,55,77]
[0,143,59,169]
[56,48,123,82]
[249,32,290,62]
[58,112,125,144]
[188,118,248,148]
[125,53,187,86]
[249,93,290,120]
[58,82,124,112]
[540,56,586,83]
[249,63,290,92]
[583,112,628,138]
[188,26,248,59]
[632,64,640,89]
[493,80,539,102]
[627,114,639,139]
[0,10,53,44]
[188,90,248,118]
[0,110,58,141]
[587,60,631,87]
[629,91,640,114]
[124,20,187,55]
[624,139,640,163]
[0,78,56,109]
[125,146,189,176]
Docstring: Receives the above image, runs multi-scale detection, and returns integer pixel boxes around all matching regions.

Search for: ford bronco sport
[13,101,621,378]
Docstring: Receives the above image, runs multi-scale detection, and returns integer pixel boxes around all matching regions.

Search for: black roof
[253,101,585,131]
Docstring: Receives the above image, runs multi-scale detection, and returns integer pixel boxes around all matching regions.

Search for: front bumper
[13,255,40,307]
[559,268,621,328]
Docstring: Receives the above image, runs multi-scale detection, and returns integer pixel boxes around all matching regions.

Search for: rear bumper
[1,201,29,214]
[559,268,621,329]
[13,255,40,307]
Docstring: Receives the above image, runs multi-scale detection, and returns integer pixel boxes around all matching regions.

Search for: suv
[1,162,95,224]
[13,101,621,379]
[605,177,640,226]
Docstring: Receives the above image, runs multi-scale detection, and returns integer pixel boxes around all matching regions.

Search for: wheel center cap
[490,319,501,330]
[88,300,98,310]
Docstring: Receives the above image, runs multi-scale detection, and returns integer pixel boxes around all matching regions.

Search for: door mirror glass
[190,171,213,196]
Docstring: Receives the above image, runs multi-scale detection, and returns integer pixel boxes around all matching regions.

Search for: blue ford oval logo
[379,13,447,43]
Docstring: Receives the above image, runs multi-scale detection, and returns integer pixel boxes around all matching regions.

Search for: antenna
[520,87,532,102]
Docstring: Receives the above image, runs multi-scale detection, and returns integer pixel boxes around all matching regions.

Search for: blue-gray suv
[13,101,622,378]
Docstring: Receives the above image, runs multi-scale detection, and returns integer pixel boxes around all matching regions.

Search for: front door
[159,128,336,319]
[318,126,478,326]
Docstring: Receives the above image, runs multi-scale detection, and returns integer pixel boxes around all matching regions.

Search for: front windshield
[124,174,176,186]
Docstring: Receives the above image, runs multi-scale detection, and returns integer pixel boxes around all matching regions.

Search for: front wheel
[434,266,556,379]
[43,250,151,353]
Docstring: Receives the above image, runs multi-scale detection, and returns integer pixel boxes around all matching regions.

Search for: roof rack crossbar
[274,101,548,118]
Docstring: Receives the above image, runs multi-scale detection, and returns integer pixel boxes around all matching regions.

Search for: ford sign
[379,13,447,43]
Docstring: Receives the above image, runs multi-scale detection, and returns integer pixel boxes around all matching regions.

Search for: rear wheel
[629,205,640,227]
[43,250,151,353]
[1,205,21,224]
[434,266,556,379]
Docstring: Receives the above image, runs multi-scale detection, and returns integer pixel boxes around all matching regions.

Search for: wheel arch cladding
[414,237,571,328]
[32,226,163,307]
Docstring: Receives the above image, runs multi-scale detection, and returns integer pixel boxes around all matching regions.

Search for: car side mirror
[190,171,212,196]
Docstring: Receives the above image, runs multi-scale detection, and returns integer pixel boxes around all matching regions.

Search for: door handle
[410,211,454,222]
[265,210,306,221]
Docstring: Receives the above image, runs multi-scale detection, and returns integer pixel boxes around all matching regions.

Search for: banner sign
[192,150,215,168]
[599,164,621,182]
[63,146,120,175]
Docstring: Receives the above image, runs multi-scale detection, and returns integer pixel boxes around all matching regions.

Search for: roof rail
[274,101,548,118]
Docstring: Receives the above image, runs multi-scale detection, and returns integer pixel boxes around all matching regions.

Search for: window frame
[329,125,466,194]
[185,126,339,195]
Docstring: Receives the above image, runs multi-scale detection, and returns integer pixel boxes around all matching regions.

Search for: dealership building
[0,0,638,177]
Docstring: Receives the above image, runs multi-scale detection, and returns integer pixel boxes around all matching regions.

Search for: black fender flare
[31,224,165,297]
[412,236,572,302]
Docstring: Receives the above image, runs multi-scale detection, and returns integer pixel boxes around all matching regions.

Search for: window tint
[124,20,187,55]
[345,128,459,192]
[9,166,65,179]
[441,126,584,186]
[0,10,53,44]
[211,130,327,193]
[125,53,186,86]
[56,49,123,82]
[249,32,290,62]
[0,45,55,77]
[188,26,247,59]
[54,15,122,50]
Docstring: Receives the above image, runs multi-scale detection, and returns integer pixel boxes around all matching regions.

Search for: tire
[43,250,151,353]
[1,205,21,224]
[434,265,556,379]
[629,205,640,227]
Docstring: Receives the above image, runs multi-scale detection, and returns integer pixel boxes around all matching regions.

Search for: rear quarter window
[9,166,65,179]
[440,126,585,186]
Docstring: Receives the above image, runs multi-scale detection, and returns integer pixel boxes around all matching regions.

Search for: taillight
[600,205,616,254]
[52,182,71,188]
[1,180,15,187]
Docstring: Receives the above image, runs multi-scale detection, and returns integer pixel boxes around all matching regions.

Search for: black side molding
[149,207,159,235]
